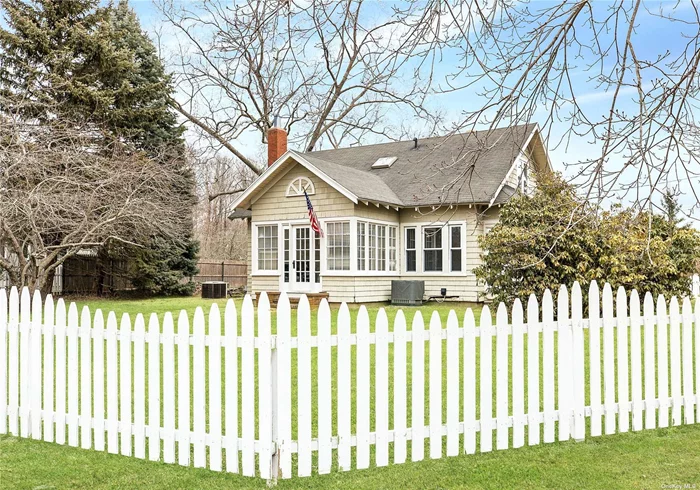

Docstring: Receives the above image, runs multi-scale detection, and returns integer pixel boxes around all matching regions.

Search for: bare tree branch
[0,105,193,293]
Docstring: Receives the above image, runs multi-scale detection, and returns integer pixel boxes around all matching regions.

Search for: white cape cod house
[230,124,552,303]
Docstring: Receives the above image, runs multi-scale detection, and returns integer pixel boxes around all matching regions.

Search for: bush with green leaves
[474,174,700,305]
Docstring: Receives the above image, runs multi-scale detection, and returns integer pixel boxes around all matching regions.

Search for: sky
[126,0,700,222]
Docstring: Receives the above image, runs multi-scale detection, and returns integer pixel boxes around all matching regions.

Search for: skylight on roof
[371,156,397,169]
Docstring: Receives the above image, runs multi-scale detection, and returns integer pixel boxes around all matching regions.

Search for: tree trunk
[33,265,57,297]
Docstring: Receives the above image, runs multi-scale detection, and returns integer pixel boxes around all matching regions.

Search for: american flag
[304,190,324,237]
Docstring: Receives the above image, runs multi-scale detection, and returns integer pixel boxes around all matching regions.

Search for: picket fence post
[257,292,273,481]
[275,292,292,479]
[571,282,585,441]
[0,289,7,436]
[557,285,571,442]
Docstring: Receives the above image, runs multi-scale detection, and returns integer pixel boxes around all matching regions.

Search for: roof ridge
[305,123,535,154]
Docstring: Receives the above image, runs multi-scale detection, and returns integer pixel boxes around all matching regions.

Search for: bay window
[378,226,386,270]
[389,227,397,271]
[257,225,278,271]
[356,221,398,273]
[368,224,377,271]
[357,221,366,270]
[326,221,350,270]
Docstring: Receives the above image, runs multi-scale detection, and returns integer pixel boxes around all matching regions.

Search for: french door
[287,225,321,293]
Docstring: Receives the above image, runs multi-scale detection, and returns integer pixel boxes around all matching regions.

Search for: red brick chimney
[267,117,287,167]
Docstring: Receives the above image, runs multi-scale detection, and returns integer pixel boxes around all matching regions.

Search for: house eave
[487,124,540,209]
[229,150,360,213]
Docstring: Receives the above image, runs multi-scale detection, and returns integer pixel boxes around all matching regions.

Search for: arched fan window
[286,176,315,197]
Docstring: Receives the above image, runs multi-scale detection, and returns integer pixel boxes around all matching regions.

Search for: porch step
[256,291,330,309]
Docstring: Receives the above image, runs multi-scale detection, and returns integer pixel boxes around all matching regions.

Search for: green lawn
[2,426,700,489]
[64,295,481,331]
[2,295,699,488]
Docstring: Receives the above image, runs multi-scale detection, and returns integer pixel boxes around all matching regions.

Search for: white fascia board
[291,151,359,204]
[230,150,359,210]
[487,125,539,209]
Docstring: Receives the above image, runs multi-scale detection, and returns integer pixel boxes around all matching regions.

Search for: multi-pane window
[295,227,311,283]
[388,227,397,271]
[357,222,366,271]
[368,224,377,271]
[356,221,397,273]
[405,228,416,272]
[257,225,278,271]
[377,226,386,271]
[326,221,350,271]
[423,227,443,272]
[450,225,462,272]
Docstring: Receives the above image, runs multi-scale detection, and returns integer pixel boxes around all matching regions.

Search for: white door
[292,225,315,293]
[289,226,321,293]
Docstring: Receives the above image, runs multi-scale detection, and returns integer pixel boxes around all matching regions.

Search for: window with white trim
[357,221,366,271]
[326,221,350,271]
[450,225,462,272]
[368,224,377,271]
[388,227,397,272]
[377,226,386,271]
[405,227,416,272]
[356,221,398,273]
[423,227,443,272]
[257,225,278,271]
[286,176,315,197]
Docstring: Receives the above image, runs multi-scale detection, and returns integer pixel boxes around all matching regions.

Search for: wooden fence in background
[0,282,699,483]
[194,260,247,287]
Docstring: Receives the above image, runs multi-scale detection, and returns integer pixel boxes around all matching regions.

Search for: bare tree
[389,0,700,217]
[0,111,193,294]
[192,153,256,260]
[158,0,440,175]
[157,0,700,221]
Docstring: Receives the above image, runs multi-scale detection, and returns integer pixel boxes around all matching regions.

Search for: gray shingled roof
[493,185,517,205]
[301,153,403,206]
[228,208,252,219]
[304,124,536,207]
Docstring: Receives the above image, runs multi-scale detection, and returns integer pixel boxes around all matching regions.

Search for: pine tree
[0,0,122,121]
[103,0,185,155]
[102,0,199,296]
[0,0,199,295]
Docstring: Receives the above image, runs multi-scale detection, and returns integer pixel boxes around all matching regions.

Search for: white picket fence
[0,282,699,482]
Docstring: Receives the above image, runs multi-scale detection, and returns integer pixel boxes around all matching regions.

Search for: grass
[2,426,700,489]
[2,295,698,488]
[63,295,481,331]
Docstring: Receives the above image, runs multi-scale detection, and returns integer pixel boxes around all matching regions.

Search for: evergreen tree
[652,189,683,239]
[103,0,185,155]
[102,0,199,296]
[0,0,199,296]
[0,0,121,121]
[652,190,700,280]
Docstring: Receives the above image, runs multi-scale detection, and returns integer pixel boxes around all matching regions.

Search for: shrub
[474,175,700,304]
